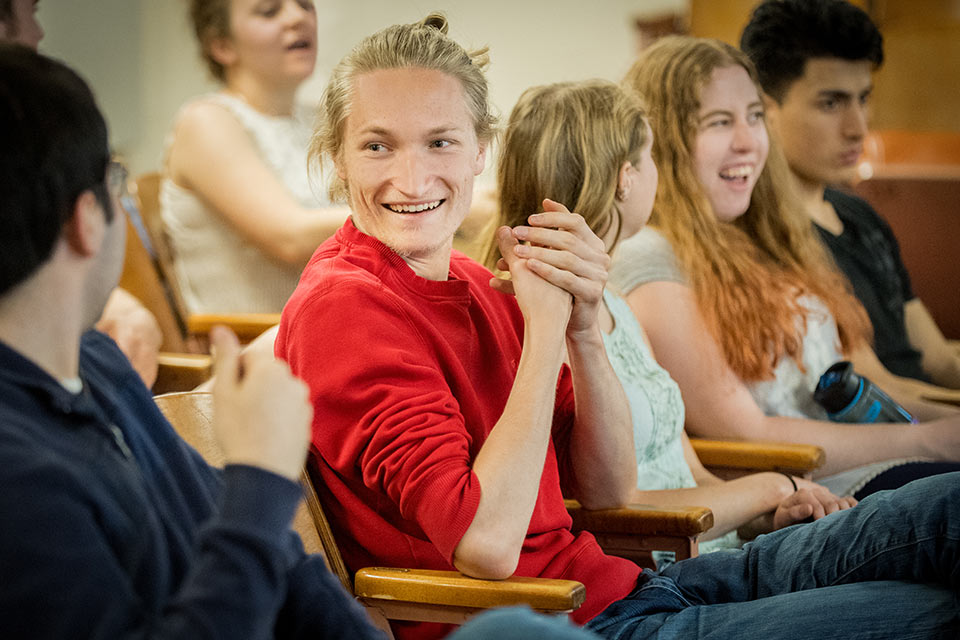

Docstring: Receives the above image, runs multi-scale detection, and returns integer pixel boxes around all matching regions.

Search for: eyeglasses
[104,159,141,221]
[106,160,130,200]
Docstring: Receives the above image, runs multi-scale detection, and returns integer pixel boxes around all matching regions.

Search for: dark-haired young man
[742,0,960,395]
[0,0,166,387]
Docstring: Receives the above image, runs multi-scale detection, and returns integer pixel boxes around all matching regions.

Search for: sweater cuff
[219,465,302,540]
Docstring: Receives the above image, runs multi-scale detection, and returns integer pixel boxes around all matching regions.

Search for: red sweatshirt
[277,220,640,639]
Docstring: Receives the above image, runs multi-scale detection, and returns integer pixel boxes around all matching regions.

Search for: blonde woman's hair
[310,12,497,202]
[624,35,869,381]
[482,80,649,270]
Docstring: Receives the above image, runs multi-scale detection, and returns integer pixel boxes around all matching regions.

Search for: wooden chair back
[133,173,193,331]
[118,174,187,352]
[153,391,349,586]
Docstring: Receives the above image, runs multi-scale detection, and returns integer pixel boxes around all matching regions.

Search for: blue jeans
[587,472,960,639]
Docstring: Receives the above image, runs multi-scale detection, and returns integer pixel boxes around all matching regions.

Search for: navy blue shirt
[0,330,384,639]
[819,189,928,381]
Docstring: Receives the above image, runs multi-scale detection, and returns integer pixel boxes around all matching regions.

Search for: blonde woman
[162,0,347,313]
[486,79,855,552]
[614,36,960,499]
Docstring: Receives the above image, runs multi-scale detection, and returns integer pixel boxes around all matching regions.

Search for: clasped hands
[490,199,609,338]
[773,477,858,530]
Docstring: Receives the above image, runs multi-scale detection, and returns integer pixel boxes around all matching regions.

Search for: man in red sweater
[277,14,637,640]
[277,13,960,640]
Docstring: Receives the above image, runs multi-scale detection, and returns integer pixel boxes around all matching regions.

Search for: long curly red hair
[623,36,870,381]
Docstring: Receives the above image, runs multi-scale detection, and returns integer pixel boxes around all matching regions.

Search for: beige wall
[38,0,685,177]
[35,0,957,175]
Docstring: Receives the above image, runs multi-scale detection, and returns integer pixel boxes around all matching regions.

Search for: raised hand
[210,325,312,481]
[491,223,572,329]
[507,199,610,340]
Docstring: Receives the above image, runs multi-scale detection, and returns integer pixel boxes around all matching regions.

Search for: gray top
[609,227,686,296]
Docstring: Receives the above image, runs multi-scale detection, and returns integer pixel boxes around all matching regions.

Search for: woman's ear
[208,36,238,69]
[616,161,634,201]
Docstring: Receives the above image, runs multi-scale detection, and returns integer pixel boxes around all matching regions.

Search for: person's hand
[772,477,857,530]
[210,326,312,481]
[491,222,572,330]
[506,199,609,339]
[96,288,162,387]
[193,325,279,393]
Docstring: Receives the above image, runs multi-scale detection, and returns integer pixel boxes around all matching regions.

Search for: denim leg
[589,581,957,640]
[448,607,602,640]
[587,473,960,639]
[661,471,960,603]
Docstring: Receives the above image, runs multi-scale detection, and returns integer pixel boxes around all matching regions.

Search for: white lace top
[161,92,327,313]
[602,290,740,552]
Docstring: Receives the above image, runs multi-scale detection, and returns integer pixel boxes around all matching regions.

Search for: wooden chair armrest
[354,568,585,614]
[690,438,824,475]
[186,313,281,343]
[564,500,713,538]
[154,352,213,394]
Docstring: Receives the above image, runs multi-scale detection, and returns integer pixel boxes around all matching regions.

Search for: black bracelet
[780,472,798,492]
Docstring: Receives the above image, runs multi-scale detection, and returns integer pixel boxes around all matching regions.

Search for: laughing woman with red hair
[614,36,960,499]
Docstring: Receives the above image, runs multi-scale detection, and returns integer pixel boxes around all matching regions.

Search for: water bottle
[813,361,915,423]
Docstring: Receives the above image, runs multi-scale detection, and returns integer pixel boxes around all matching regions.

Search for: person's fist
[210,326,312,481]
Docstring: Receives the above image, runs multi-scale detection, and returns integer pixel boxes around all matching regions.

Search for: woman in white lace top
[162,0,347,313]
[614,36,960,499]
[485,79,856,549]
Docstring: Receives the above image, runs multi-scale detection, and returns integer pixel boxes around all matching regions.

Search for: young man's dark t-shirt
[817,188,928,381]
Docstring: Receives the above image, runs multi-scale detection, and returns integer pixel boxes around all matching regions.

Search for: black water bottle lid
[814,361,860,413]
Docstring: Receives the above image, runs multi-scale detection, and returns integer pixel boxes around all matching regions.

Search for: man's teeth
[720,165,753,179]
[386,201,442,213]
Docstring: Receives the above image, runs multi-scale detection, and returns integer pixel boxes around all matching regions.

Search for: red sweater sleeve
[281,280,482,562]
